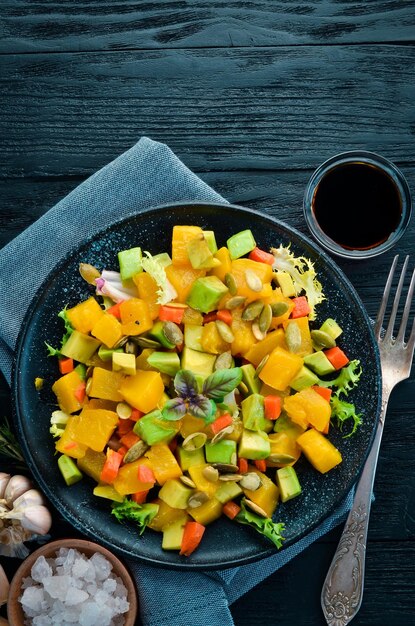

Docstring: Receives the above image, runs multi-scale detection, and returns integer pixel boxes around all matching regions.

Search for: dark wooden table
[1,3,414,625]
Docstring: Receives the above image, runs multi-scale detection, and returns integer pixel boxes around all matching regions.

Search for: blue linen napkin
[0,137,354,626]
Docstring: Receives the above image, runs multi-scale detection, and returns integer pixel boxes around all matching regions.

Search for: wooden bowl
[7,538,138,626]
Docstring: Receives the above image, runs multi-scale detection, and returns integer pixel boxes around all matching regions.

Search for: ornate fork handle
[321,394,389,626]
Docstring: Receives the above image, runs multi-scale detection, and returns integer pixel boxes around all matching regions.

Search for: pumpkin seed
[214,351,233,370]
[219,473,243,482]
[225,296,246,310]
[245,269,263,292]
[113,336,129,349]
[180,475,197,488]
[163,321,183,346]
[239,473,262,491]
[188,491,210,508]
[285,322,302,353]
[85,377,93,395]
[211,425,234,444]
[255,354,269,377]
[211,463,239,474]
[202,466,219,482]
[215,320,235,343]
[258,303,272,334]
[310,329,336,349]
[116,402,133,420]
[242,300,264,321]
[123,440,149,463]
[79,262,101,285]
[244,498,268,518]
[182,432,207,451]
[124,341,138,355]
[270,301,290,317]
[230,452,238,466]
[267,453,297,464]
[132,336,162,349]
[251,322,265,341]
[238,381,249,396]
[224,273,238,296]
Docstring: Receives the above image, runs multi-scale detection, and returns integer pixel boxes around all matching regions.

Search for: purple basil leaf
[202,367,243,400]
[174,369,198,399]
[188,395,216,422]
[161,397,187,421]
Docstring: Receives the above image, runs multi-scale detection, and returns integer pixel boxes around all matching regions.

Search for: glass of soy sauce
[303,151,412,259]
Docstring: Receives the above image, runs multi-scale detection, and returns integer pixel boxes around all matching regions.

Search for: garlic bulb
[0,474,52,558]
[0,563,9,606]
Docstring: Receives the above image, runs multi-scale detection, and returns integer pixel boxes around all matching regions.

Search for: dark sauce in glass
[312,162,402,250]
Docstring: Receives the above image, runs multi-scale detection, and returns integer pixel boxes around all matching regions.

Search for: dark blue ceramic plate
[12,202,381,569]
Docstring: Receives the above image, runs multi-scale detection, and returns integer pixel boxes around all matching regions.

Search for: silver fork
[321,255,415,626]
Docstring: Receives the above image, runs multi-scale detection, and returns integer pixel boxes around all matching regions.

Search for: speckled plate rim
[12,201,382,570]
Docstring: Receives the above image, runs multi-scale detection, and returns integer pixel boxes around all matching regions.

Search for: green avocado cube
[181,347,216,379]
[146,351,181,377]
[304,351,336,376]
[187,237,221,270]
[153,252,172,268]
[240,364,261,395]
[112,352,136,376]
[186,276,228,313]
[58,454,83,486]
[319,318,343,340]
[98,345,123,362]
[289,365,319,391]
[226,229,256,260]
[60,330,100,364]
[215,481,243,504]
[205,439,237,465]
[238,429,270,460]
[133,409,178,445]
[118,247,142,281]
[184,324,204,352]
[273,271,296,298]
[203,230,218,254]
[159,479,193,509]
[177,445,206,471]
[162,515,189,550]
[241,393,273,433]
[148,320,176,349]
[276,466,302,502]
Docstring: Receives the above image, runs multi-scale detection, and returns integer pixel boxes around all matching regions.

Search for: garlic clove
[19,504,52,535]
[0,527,30,558]
[0,474,10,500]
[12,488,45,511]
[0,563,9,607]
[4,475,32,507]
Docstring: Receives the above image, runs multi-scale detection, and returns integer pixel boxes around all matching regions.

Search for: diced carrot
[137,464,156,484]
[290,296,311,319]
[158,305,186,324]
[312,386,333,402]
[254,459,267,472]
[179,521,206,556]
[63,442,77,450]
[107,301,123,320]
[210,413,233,435]
[223,501,241,520]
[130,409,143,422]
[248,247,275,265]
[203,312,217,324]
[132,490,149,504]
[324,346,349,370]
[118,446,128,458]
[117,418,135,435]
[216,309,233,325]
[59,357,74,375]
[74,382,86,403]
[119,431,140,449]
[264,395,282,420]
[100,449,123,484]
[238,458,248,474]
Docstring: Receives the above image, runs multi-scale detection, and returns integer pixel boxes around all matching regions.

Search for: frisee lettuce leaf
[141,251,177,305]
[330,396,362,438]
[111,500,159,535]
[315,359,363,397]
[271,245,325,320]
[235,499,285,549]
[45,306,74,357]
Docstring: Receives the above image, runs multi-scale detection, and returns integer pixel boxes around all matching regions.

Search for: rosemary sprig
[0,416,25,463]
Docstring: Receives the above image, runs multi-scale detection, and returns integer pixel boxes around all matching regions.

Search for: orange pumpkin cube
[70,408,118,451]
[165,265,206,303]
[55,416,87,459]
[258,346,303,391]
[172,225,204,267]
[133,272,160,320]
[241,468,279,517]
[201,321,230,354]
[52,369,85,414]
[145,444,183,485]
[119,370,164,413]
[244,328,287,367]
[296,429,342,473]
[231,309,257,357]
[284,387,331,432]
[231,258,273,303]
[120,298,153,336]
[283,317,313,357]
[88,367,124,402]
[91,312,123,348]
[113,458,155,495]
[210,247,232,282]
[66,297,104,334]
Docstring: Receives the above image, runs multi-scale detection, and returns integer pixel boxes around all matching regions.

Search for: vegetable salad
[47,226,362,556]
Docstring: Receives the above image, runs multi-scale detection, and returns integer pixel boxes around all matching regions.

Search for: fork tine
[397,264,415,343]
[374,255,398,340]
[384,256,409,342]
